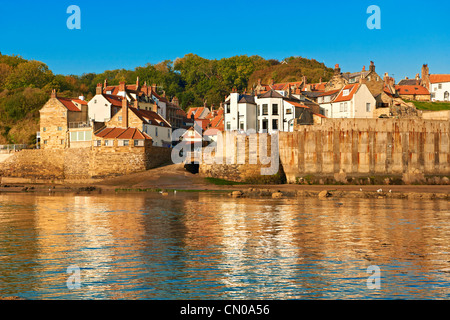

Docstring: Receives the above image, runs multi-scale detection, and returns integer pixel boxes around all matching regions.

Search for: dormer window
[343,89,350,96]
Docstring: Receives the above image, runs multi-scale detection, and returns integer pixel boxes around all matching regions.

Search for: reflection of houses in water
[33,194,148,298]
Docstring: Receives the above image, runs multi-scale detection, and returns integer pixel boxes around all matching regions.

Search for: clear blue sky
[0,0,449,81]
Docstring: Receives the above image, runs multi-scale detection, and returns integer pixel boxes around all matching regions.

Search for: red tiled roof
[129,107,172,128]
[72,99,88,105]
[395,85,430,95]
[57,97,81,112]
[429,74,450,84]
[286,101,309,108]
[95,127,152,140]
[318,89,340,97]
[333,84,360,103]
[103,94,129,107]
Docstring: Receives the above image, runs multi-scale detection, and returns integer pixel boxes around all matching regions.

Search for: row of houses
[39,79,187,150]
[222,61,450,134]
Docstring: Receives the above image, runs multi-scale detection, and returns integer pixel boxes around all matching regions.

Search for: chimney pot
[96,83,103,95]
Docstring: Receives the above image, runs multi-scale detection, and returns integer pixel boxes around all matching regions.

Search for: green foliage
[0,52,335,145]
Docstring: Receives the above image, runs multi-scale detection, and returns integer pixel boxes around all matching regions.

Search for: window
[226,122,231,130]
[272,104,279,115]
[58,126,62,131]
[366,103,371,112]
[225,104,230,114]
[168,129,171,138]
[155,127,158,137]
[344,102,348,112]
[240,122,244,130]
[439,84,443,89]
[44,140,48,145]
[60,139,65,145]
[257,105,261,116]
[340,103,344,112]
[43,127,47,132]
[343,89,350,96]
[105,140,112,147]
[118,116,122,121]
[272,119,278,130]
[95,140,101,147]
[134,140,144,147]
[123,140,129,146]
[286,108,292,115]
[263,104,268,115]
[262,119,268,131]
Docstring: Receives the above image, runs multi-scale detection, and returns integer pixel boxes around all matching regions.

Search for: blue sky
[0,0,449,81]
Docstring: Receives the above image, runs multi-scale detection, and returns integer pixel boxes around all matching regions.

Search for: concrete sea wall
[281,118,450,184]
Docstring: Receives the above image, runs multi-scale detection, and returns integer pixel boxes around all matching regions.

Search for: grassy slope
[407,100,450,111]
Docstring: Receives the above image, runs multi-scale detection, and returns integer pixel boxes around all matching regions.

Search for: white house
[429,75,450,102]
[224,92,258,132]
[88,85,126,123]
[319,83,375,119]
[224,90,321,133]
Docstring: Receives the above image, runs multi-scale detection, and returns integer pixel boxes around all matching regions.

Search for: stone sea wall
[199,118,450,185]
[0,146,172,183]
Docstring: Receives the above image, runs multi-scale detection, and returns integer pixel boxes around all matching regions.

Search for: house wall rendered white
[143,123,172,147]
[430,82,450,101]
[88,94,113,122]
[353,84,376,118]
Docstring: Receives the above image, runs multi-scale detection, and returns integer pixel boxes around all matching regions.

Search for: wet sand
[0,163,449,199]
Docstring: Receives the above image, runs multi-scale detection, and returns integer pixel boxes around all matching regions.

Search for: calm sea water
[0,192,449,300]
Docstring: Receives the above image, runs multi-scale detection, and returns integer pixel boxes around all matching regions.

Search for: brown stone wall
[199,132,282,182]
[39,98,69,150]
[0,145,172,182]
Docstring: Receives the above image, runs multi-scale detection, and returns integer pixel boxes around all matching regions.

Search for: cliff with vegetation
[0,52,334,145]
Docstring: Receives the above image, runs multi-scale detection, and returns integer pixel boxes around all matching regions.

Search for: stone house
[39,90,90,149]
[106,98,173,148]
[93,127,152,149]
[395,85,431,101]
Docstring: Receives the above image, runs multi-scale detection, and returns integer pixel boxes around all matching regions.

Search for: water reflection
[0,192,449,300]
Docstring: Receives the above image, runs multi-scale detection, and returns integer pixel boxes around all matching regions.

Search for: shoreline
[0,181,449,201]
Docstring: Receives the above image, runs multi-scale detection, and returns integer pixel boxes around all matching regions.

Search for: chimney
[302,75,307,86]
[104,79,108,89]
[152,102,158,113]
[119,81,126,93]
[152,83,157,93]
[136,77,140,90]
[122,97,128,128]
[270,79,274,86]
[134,99,139,110]
[96,83,102,95]
[258,78,261,86]
[362,66,366,72]
[369,61,375,73]
[334,64,341,75]
[220,102,223,110]
[172,96,179,107]
[79,96,85,101]
[51,89,57,99]
[319,77,322,84]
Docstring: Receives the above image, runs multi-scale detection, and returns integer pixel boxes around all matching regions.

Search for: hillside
[0,52,334,145]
